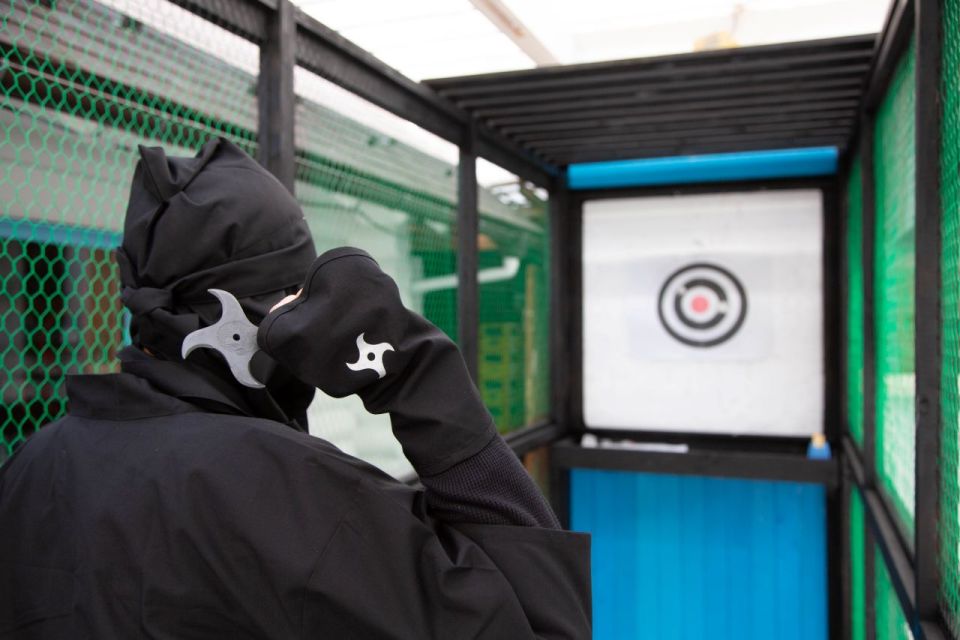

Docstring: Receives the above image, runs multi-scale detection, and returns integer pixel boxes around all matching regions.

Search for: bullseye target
[657,263,747,347]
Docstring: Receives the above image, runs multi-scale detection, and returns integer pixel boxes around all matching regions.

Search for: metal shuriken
[181,289,265,389]
[346,332,394,379]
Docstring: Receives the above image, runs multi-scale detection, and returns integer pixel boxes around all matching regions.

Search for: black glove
[257,247,497,476]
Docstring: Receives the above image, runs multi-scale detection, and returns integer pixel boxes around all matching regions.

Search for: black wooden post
[457,121,479,381]
[549,175,570,429]
[860,114,878,640]
[257,0,297,192]
[913,0,943,629]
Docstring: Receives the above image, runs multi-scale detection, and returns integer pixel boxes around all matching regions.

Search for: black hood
[115,137,317,426]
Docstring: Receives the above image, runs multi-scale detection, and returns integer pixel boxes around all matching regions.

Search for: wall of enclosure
[0,0,554,478]
[841,2,957,638]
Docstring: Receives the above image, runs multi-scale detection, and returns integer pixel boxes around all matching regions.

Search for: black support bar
[864,0,915,110]
[257,0,296,192]
[553,439,839,486]
[169,0,272,42]
[548,177,571,429]
[457,123,479,382]
[913,0,943,628]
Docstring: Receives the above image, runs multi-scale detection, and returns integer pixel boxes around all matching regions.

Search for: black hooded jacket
[0,140,591,639]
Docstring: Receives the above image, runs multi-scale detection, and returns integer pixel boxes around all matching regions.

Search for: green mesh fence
[940,0,960,634]
[875,545,914,640]
[850,487,866,640]
[874,38,917,536]
[477,173,549,434]
[0,2,552,476]
[0,0,259,461]
[846,154,865,446]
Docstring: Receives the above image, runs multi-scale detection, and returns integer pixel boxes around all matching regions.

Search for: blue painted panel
[571,469,827,640]
[567,147,838,190]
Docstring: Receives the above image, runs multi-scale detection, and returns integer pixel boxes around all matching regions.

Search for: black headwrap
[116,137,318,425]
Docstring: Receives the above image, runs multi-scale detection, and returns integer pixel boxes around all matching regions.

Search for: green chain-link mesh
[477,184,550,433]
[875,545,914,640]
[874,38,917,537]
[0,0,258,462]
[1,2,551,477]
[850,487,866,640]
[846,154,865,446]
[939,0,960,633]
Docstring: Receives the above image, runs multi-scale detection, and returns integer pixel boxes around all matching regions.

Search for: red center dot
[691,295,709,313]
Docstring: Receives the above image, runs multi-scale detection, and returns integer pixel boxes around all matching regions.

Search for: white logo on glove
[346,333,395,379]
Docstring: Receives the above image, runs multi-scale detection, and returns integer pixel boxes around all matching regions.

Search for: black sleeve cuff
[420,435,560,529]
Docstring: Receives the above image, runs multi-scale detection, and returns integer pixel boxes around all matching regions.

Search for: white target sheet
[582,189,824,437]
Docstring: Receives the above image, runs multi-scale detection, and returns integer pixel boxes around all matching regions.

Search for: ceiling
[425,34,876,166]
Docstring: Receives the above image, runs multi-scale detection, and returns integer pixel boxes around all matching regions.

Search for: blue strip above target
[567,147,838,190]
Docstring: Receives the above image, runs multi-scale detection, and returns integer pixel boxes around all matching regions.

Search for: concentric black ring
[657,263,747,347]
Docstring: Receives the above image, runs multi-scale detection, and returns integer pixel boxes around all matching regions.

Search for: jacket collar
[66,372,200,421]
[67,347,303,431]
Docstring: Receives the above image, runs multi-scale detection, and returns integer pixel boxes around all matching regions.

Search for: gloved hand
[257,247,497,476]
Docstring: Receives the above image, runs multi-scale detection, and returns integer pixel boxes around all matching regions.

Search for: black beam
[291,11,556,186]
[427,34,875,94]
[501,100,861,136]
[845,438,919,633]
[552,439,839,486]
[293,10,463,143]
[504,422,563,457]
[453,62,871,109]
[457,124,479,382]
[824,183,842,445]
[257,0,296,191]
[863,0,915,109]
[858,115,879,640]
[475,130,556,188]
[169,0,272,42]
[860,118,878,490]
[913,0,943,627]
[549,177,572,430]
[569,197,584,433]
[478,82,866,122]
[523,120,854,150]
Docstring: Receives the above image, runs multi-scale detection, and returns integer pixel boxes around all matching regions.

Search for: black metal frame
[167,0,563,456]
[557,177,846,638]
[158,2,957,637]
[838,0,952,637]
[426,35,875,165]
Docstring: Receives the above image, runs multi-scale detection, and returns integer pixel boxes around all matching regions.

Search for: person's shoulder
[165,411,399,485]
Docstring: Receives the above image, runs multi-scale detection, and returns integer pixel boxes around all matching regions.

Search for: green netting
[875,545,915,640]
[0,0,259,461]
[939,0,960,634]
[846,154,865,446]
[874,38,917,536]
[477,177,550,434]
[850,487,866,640]
[292,69,462,478]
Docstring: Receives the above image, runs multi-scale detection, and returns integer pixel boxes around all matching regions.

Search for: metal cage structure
[1,0,958,638]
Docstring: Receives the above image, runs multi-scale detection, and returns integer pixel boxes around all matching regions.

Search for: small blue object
[807,437,832,460]
[567,146,838,190]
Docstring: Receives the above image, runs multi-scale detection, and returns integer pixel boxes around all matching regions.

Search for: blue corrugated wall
[571,469,827,640]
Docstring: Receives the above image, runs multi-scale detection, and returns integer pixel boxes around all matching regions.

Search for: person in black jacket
[0,137,591,639]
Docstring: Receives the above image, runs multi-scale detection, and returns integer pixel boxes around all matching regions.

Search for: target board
[582,189,823,437]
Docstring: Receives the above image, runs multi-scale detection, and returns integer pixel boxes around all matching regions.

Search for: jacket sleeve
[300,477,592,640]
[260,247,591,637]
